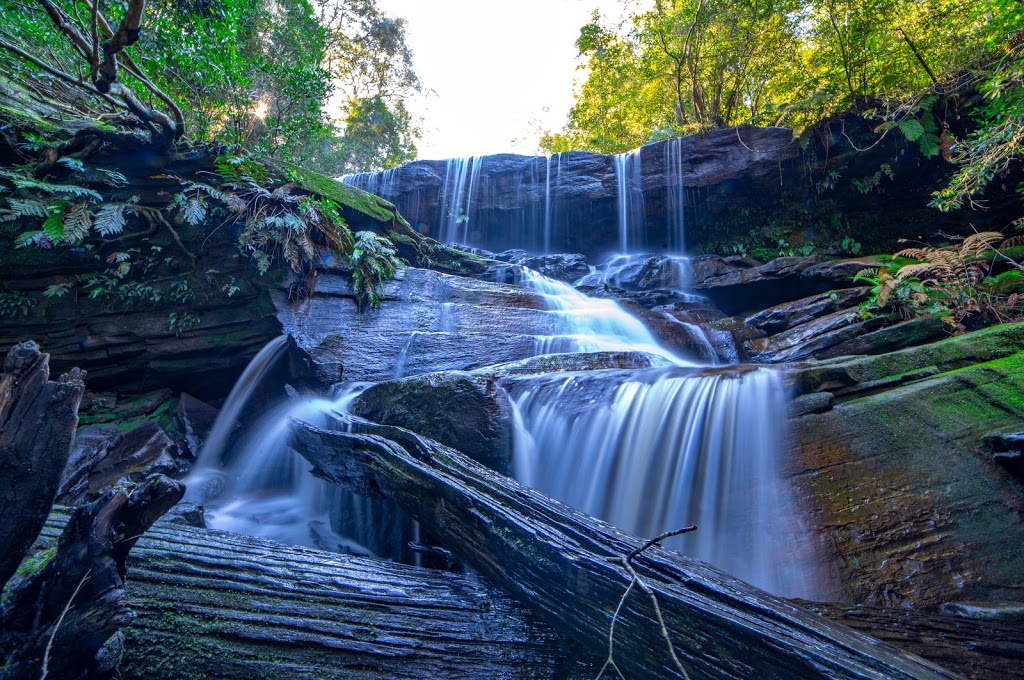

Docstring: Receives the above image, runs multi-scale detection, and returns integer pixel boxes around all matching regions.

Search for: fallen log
[291,416,963,680]
[30,513,592,679]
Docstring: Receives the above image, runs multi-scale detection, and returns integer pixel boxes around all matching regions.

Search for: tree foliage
[0,0,421,173]
[544,0,1020,151]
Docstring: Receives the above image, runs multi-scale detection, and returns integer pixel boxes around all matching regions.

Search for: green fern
[350,231,403,311]
[0,170,103,200]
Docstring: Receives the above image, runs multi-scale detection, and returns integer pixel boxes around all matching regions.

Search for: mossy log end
[290,415,963,680]
[25,515,590,679]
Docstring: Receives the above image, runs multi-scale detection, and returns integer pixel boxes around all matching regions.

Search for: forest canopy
[544,0,1023,152]
[0,0,421,174]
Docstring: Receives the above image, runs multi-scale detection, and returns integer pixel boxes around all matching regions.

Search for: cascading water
[521,268,686,363]
[514,268,822,598]
[188,381,415,559]
[664,137,687,252]
[190,335,288,477]
[439,156,484,245]
[543,152,564,254]
[614,149,645,252]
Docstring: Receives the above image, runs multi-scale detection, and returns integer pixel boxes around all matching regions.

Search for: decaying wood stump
[0,340,85,589]
[290,415,964,680]
[0,341,183,680]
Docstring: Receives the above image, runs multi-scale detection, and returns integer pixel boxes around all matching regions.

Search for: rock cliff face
[342,118,1020,259]
[343,126,801,257]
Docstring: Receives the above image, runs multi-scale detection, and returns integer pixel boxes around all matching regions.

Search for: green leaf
[898,118,925,142]
[42,207,65,242]
[918,133,941,159]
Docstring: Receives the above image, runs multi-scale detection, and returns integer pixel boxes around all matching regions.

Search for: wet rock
[476,351,667,377]
[176,392,220,459]
[159,502,208,528]
[691,255,822,315]
[745,288,871,335]
[800,257,883,288]
[496,252,590,283]
[578,255,691,292]
[939,601,1024,621]
[981,430,1024,482]
[351,371,513,474]
[745,309,887,363]
[275,267,556,383]
[815,315,949,360]
[57,422,180,505]
[791,392,835,417]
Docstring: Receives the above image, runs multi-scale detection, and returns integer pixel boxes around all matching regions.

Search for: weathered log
[1,476,184,680]
[0,340,84,590]
[29,512,592,679]
[290,416,963,680]
[800,602,1024,680]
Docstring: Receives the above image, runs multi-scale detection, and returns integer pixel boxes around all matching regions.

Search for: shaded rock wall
[343,117,1021,258]
[343,126,800,257]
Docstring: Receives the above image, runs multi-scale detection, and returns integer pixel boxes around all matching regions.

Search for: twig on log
[599,525,699,680]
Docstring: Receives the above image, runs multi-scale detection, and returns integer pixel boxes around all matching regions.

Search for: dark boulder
[745,309,888,363]
[175,392,221,459]
[351,371,514,474]
[815,315,949,360]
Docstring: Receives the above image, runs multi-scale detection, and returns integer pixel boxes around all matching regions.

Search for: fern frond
[62,202,92,244]
[960,232,1003,258]
[893,247,930,260]
[94,203,127,236]
[1000,235,1024,249]
[183,195,207,225]
[0,171,103,200]
[2,198,50,219]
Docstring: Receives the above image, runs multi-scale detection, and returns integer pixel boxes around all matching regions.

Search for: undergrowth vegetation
[855,232,1024,331]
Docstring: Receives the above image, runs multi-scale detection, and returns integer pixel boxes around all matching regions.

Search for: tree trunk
[0,340,84,590]
[290,416,964,680]
[25,513,591,679]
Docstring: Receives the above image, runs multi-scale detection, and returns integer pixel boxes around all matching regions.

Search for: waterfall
[513,266,822,598]
[543,153,563,254]
[664,137,686,252]
[191,335,288,475]
[507,368,816,597]
[439,156,484,245]
[614,149,645,252]
[189,381,415,559]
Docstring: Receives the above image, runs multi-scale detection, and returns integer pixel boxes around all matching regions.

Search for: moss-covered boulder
[789,325,1024,608]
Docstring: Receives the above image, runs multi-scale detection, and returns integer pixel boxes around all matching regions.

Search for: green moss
[11,546,56,581]
[285,164,398,225]
[824,322,1024,385]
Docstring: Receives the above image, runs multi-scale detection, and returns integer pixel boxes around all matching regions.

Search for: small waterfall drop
[508,367,815,597]
[512,265,822,598]
[439,156,484,245]
[664,137,686,252]
[191,335,288,476]
[521,268,688,365]
[614,149,645,252]
[189,381,415,558]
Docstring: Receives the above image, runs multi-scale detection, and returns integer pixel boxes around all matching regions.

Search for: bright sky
[374,0,636,160]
